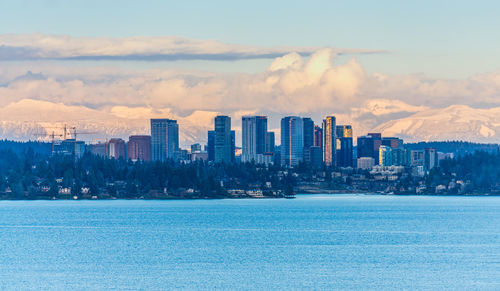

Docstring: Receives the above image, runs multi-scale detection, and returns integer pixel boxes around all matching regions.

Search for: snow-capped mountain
[0,99,217,147]
[1,99,500,146]
[375,105,500,143]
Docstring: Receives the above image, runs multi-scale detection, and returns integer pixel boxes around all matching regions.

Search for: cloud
[0,33,383,61]
[1,46,500,144]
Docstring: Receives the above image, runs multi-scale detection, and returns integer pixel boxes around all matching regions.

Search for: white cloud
[0,33,382,61]
[1,45,500,145]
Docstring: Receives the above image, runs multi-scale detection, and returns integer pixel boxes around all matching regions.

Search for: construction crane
[32,131,64,154]
[67,127,97,163]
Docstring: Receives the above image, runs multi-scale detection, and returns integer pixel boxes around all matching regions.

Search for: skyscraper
[151,119,179,162]
[207,130,215,161]
[381,137,404,165]
[357,135,375,159]
[336,125,353,167]
[241,116,267,163]
[303,117,314,164]
[322,116,336,167]
[231,130,236,163]
[266,131,275,153]
[314,125,322,148]
[214,115,232,163]
[127,135,151,162]
[369,133,382,164]
[357,133,382,165]
[281,116,304,167]
[424,148,438,171]
[379,145,393,166]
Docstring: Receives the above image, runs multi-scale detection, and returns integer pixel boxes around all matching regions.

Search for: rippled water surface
[1,195,499,290]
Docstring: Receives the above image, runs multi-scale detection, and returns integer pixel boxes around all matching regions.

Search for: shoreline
[2,192,500,201]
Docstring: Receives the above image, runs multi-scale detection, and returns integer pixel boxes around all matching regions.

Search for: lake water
[0,195,499,290]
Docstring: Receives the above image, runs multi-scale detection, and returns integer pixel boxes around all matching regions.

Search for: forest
[0,147,297,199]
[1,140,500,199]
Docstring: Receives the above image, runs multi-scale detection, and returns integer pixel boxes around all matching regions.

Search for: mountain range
[0,99,499,146]
[376,104,500,143]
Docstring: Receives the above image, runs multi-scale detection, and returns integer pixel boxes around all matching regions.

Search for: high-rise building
[314,125,322,148]
[151,119,179,162]
[303,118,314,149]
[378,145,393,166]
[424,148,438,171]
[128,135,151,161]
[357,133,382,164]
[309,146,323,168]
[357,136,374,159]
[322,116,336,167]
[381,137,404,165]
[241,116,268,163]
[336,125,353,167]
[410,150,425,166]
[214,115,232,163]
[303,118,315,164]
[107,138,126,160]
[55,139,85,159]
[369,133,382,164]
[266,131,275,153]
[382,137,403,149]
[231,130,236,163]
[337,125,353,139]
[281,116,304,167]
[207,130,215,161]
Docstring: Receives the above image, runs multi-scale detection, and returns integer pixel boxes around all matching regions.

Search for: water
[0,195,499,290]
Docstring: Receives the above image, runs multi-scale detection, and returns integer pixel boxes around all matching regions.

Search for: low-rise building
[357,157,375,170]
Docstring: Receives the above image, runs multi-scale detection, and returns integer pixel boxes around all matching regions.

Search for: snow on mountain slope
[2,99,499,146]
[0,99,217,147]
[375,105,500,143]
[356,99,430,116]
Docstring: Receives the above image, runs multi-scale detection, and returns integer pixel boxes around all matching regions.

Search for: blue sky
[1,0,500,78]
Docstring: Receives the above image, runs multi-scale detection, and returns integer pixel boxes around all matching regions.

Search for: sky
[2,0,500,77]
[1,0,500,145]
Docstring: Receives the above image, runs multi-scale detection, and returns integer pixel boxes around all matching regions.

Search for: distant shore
[2,191,500,201]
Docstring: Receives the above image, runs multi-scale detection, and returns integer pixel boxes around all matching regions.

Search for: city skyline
[2,2,500,145]
[1,3,499,290]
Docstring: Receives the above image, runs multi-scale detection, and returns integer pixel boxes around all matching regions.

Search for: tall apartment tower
[128,135,151,162]
[207,130,215,161]
[302,117,315,163]
[281,116,304,167]
[214,115,232,163]
[336,125,353,167]
[266,131,275,153]
[424,148,438,171]
[381,137,404,166]
[151,118,179,162]
[231,130,235,163]
[314,125,323,148]
[241,116,267,163]
[107,138,126,160]
[322,116,336,167]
